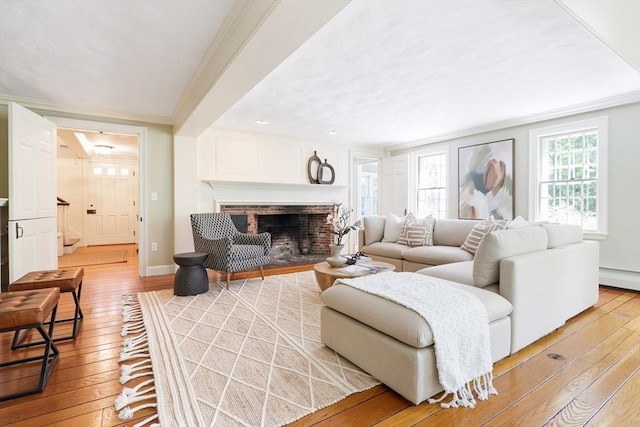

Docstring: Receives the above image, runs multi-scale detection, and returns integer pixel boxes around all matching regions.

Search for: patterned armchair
[190,213,271,288]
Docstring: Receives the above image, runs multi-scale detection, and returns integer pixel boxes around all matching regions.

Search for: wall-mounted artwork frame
[458,138,514,220]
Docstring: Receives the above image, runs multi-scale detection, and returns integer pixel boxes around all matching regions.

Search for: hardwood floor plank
[372,400,441,426]
[544,344,640,426]
[3,397,114,427]
[584,367,640,427]
[311,389,410,426]
[0,378,122,423]
[486,327,639,426]
[288,385,388,426]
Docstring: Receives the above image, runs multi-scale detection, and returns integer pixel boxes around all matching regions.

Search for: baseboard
[599,268,640,292]
[145,265,175,276]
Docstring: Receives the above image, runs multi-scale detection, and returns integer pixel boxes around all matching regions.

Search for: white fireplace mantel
[203,180,346,190]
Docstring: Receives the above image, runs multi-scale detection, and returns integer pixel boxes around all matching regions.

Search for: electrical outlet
[151,242,158,252]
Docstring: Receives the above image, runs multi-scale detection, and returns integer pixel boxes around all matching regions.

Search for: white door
[379,154,409,216]
[85,160,136,245]
[8,217,57,278]
[8,102,57,282]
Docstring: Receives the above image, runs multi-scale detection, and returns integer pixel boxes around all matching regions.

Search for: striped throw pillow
[460,217,508,255]
[398,216,435,247]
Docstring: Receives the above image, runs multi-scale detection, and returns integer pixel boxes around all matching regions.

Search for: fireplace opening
[257,213,328,267]
[220,204,335,268]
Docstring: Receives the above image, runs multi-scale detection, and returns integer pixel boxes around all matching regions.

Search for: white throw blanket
[333,271,497,408]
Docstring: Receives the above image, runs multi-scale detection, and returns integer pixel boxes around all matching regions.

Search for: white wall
[391,102,640,290]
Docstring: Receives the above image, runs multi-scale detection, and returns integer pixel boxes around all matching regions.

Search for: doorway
[355,160,379,220]
[50,118,147,277]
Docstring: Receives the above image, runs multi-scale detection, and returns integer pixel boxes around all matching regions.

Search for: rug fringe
[133,414,160,427]
[121,319,146,336]
[118,294,159,427]
[118,402,158,421]
[120,359,153,383]
[115,378,156,409]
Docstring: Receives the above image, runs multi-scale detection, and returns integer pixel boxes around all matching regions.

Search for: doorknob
[15,222,23,239]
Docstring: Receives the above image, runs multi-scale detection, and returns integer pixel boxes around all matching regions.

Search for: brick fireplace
[219,204,334,267]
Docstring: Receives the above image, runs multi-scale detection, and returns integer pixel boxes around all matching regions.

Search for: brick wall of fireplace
[219,204,334,267]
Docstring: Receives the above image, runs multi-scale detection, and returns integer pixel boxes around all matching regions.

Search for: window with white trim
[416,151,447,219]
[529,116,608,237]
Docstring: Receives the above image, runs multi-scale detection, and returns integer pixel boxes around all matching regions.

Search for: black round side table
[173,252,209,296]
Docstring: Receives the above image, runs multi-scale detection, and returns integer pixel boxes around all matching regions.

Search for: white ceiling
[1,0,639,149]
[0,0,234,119]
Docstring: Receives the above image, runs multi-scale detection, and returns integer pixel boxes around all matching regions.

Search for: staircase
[57,197,81,255]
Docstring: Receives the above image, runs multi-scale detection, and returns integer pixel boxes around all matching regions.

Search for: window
[529,117,608,237]
[416,151,447,219]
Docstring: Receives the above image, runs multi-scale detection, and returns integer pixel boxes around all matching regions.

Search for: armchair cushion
[234,232,271,254]
[231,245,265,260]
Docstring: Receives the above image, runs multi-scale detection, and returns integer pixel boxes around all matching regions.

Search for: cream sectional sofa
[321,217,600,404]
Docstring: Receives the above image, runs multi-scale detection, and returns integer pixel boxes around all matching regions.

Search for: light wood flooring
[0,244,638,426]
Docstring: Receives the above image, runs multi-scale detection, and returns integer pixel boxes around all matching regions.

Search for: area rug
[116,271,380,427]
[58,250,128,267]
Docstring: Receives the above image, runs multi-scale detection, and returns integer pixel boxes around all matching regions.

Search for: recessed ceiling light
[328,130,338,135]
[255,120,269,125]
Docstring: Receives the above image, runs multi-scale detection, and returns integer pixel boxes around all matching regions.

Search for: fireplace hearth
[220,205,334,268]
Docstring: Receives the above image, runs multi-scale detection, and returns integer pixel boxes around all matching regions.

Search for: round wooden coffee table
[313,261,396,291]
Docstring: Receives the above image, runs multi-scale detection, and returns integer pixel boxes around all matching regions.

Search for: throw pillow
[363,216,386,245]
[398,216,435,247]
[382,212,410,243]
[506,216,531,229]
[460,217,508,255]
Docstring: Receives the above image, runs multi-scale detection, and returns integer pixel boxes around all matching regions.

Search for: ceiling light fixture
[255,120,269,125]
[328,130,338,135]
[93,144,113,156]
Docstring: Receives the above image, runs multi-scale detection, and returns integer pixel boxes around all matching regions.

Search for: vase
[326,244,347,267]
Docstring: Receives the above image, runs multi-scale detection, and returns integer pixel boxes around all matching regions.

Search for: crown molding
[0,95,174,126]
[386,91,640,152]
